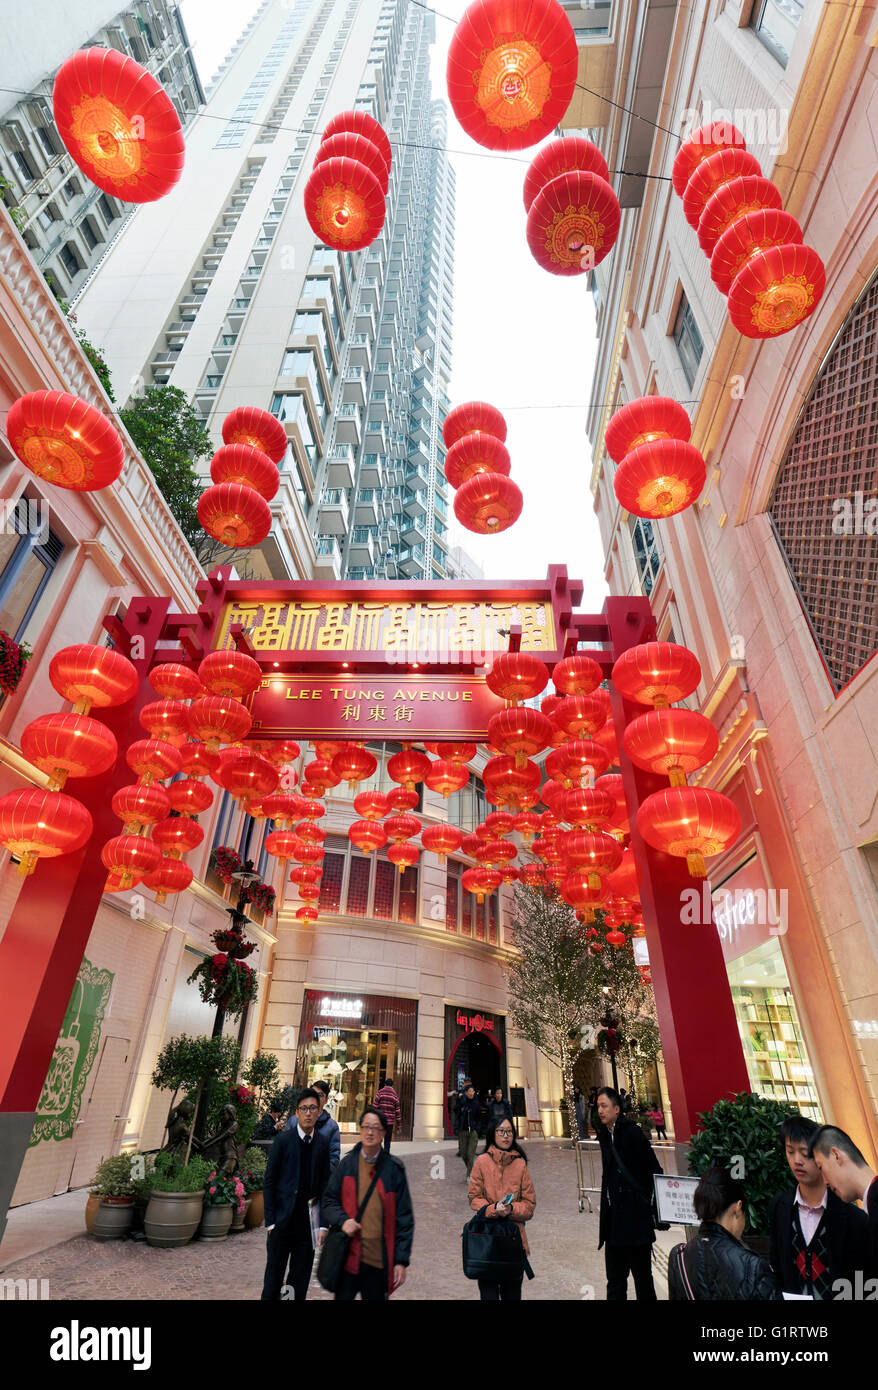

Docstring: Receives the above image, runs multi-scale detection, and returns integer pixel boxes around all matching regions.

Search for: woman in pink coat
[468,1120,536,1300]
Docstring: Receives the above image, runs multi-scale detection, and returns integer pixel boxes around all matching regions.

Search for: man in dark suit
[769,1114,870,1298]
[261,1087,331,1300]
[596,1085,662,1300]
[809,1124,878,1283]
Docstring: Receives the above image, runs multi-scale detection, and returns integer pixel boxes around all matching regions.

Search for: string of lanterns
[524,137,621,276]
[605,394,706,521]
[305,110,392,251]
[443,400,522,535]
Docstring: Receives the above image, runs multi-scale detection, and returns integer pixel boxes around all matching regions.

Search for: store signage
[319,996,363,1018]
[456,1009,495,1035]
[654,1175,700,1226]
[711,858,786,963]
[249,673,499,739]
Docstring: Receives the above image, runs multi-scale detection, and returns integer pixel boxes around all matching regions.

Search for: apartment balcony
[406,462,429,491]
[239,264,260,288]
[365,419,387,452]
[335,402,361,446]
[355,304,375,335]
[359,276,381,309]
[326,444,355,490]
[342,369,366,407]
[314,536,342,580]
[212,333,237,363]
[348,334,372,369]
[409,417,430,445]
[376,335,396,364]
[388,488,403,515]
[349,528,376,566]
[404,489,428,519]
[360,454,384,488]
[355,490,380,527]
[402,514,426,544]
[318,489,350,536]
[398,545,425,577]
[370,389,389,423]
[227,298,251,324]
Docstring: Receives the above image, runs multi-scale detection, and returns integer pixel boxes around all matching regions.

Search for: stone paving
[0,1141,672,1301]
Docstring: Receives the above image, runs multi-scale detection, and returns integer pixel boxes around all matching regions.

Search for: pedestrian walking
[588,1087,599,1137]
[253,1104,282,1141]
[261,1088,331,1301]
[312,1079,341,1169]
[596,1085,661,1301]
[467,1120,535,1300]
[649,1105,667,1141]
[486,1086,513,1129]
[457,1082,483,1180]
[809,1123,878,1276]
[373,1077,402,1151]
[574,1087,587,1140]
[669,1167,781,1300]
[320,1106,414,1301]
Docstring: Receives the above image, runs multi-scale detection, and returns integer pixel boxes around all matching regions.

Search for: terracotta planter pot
[144,1191,204,1248]
[198,1204,234,1241]
[245,1190,264,1229]
[85,1192,101,1234]
[92,1195,135,1241]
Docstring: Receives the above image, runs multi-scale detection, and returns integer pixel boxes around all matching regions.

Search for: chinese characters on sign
[250,674,500,739]
[653,1175,700,1225]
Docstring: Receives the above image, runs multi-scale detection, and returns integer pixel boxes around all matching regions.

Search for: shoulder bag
[462,1205,535,1283]
[316,1165,380,1293]
[608,1137,671,1231]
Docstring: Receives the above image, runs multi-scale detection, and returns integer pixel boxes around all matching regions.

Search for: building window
[10,150,35,185]
[270,392,317,464]
[446,773,488,832]
[0,518,64,641]
[80,218,99,251]
[63,176,83,200]
[34,126,58,160]
[58,242,82,279]
[671,291,703,387]
[309,834,419,923]
[750,0,803,67]
[629,515,662,596]
[445,860,499,942]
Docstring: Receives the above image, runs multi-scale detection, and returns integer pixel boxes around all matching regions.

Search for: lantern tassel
[668,765,686,786]
[687,850,707,878]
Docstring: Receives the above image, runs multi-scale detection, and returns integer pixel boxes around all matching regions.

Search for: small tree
[151,1033,241,1165]
[119,385,214,562]
[582,914,659,1111]
[242,1050,282,1108]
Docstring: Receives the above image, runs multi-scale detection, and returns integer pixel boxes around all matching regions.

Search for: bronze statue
[162,1098,200,1157]
[200,1103,239,1174]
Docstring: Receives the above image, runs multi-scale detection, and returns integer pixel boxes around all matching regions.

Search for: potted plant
[198,1170,244,1242]
[90,1154,136,1241]
[241,1145,268,1229]
[143,1152,212,1249]
[0,630,32,698]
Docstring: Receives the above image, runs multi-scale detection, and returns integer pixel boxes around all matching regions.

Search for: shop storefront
[712,855,821,1121]
[294,990,417,1139]
[443,1004,507,1136]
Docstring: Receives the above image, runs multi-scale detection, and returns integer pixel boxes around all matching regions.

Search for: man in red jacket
[373,1078,403,1152]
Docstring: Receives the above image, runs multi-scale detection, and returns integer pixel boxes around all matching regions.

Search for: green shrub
[243,1146,267,1182]
[688,1091,798,1236]
[146,1151,212,1194]
[90,1154,136,1198]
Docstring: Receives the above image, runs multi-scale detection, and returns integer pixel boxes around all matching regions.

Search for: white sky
[180,0,608,608]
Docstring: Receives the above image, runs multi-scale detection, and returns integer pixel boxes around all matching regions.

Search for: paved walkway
[0,1140,678,1301]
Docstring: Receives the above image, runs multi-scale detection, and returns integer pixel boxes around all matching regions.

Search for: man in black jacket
[810,1123,878,1284]
[261,1088,331,1300]
[769,1114,870,1298]
[596,1085,662,1300]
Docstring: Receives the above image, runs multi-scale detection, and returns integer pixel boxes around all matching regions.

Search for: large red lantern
[148,663,203,701]
[293,840,325,865]
[21,712,117,788]
[300,758,340,794]
[696,175,783,256]
[304,156,385,251]
[552,653,602,697]
[562,785,615,828]
[462,865,502,901]
[637,786,741,877]
[138,699,190,743]
[165,779,214,817]
[513,810,541,841]
[332,745,378,788]
[527,170,620,275]
[454,471,522,533]
[7,390,126,491]
[259,791,301,827]
[548,739,610,785]
[387,748,430,792]
[0,787,93,875]
[259,738,302,769]
[222,406,288,464]
[100,832,161,887]
[445,432,511,489]
[671,122,747,197]
[478,838,517,868]
[295,904,320,924]
[349,820,388,854]
[623,708,719,785]
[264,830,301,863]
[198,482,272,547]
[682,148,762,229]
[710,207,803,295]
[111,782,170,832]
[551,693,607,740]
[314,132,390,194]
[562,830,623,888]
[614,438,706,519]
[486,652,548,703]
[152,817,204,860]
[482,754,540,805]
[443,402,507,449]
[217,752,278,810]
[178,742,221,781]
[611,641,701,708]
[604,396,691,464]
[354,790,389,820]
[389,787,420,813]
[187,695,252,750]
[385,814,421,843]
[53,47,184,202]
[424,741,477,764]
[49,643,138,715]
[523,136,609,211]
[446,0,578,151]
[461,832,484,858]
[388,842,419,874]
[561,871,605,912]
[199,650,263,699]
[125,738,182,785]
[727,243,825,339]
[290,864,322,888]
[210,444,279,502]
[484,810,515,838]
[295,821,327,846]
[143,856,193,904]
[488,707,552,768]
[425,758,470,799]
[322,109,392,168]
[421,824,464,863]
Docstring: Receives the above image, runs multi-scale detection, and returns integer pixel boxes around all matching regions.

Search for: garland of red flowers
[214,845,243,885]
[188,952,258,1018]
[0,630,32,696]
[249,882,276,916]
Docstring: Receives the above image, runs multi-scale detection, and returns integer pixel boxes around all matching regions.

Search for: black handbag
[608,1137,671,1231]
[462,1205,534,1283]
[316,1166,380,1293]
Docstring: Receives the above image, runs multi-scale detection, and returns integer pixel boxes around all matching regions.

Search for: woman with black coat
[669,1167,782,1300]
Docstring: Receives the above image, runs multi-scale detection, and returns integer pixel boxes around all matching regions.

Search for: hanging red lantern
[501,865,520,886]
[314,131,390,194]
[421,824,464,863]
[487,707,552,768]
[354,790,389,820]
[710,207,803,294]
[539,779,566,815]
[424,741,477,763]
[682,147,762,229]
[111,782,170,832]
[513,810,541,841]
[425,758,470,799]
[482,754,540,805]
[295,821,327,846]
[550,693,607,740]
[611,641,701,709]
[21,712,117,789]
[385,813,421,843]
[486,652,548,703]
[672,121,747,197]
[0,787,93,875]
[387,748,430,792]
[606,930,627,949]
[595,773,630,836]
[623,708,719,785]
[484,810,515,838]
[258,791,300,827]
[696,174,783,256]
[210,444,280,502]
[454,471,522,533]
[604,396,692,464]
[222,405,288,464]
[562,830,623,889]
[152,817,204,860]
[290,864,322,887]
[389,787,421,813]
[527,170,621,275]
[304,156,385,251]
[322,109,392,168]
[178,741,220,780]
[198,482,272,547]
[264,830,301,863]
[552,653,602,697]
[561,785,615,828]
[560,871,605,911]
[296,881,321,903]
[604,846,640,902]
[445,432,511,489]
[540,693,563,720]
[332,745,378,788]
[53,47,184,202]
[523,136,609,211]
[216,752,278,810]
[292,842,325,867]
[147,663,202,701]
[261,739,302,769]
[593,718,619,767]
[49,643,137,715]
[125,738,182,785]
[349,820,388,854]
[446,0,578,151]
[462,865,502,901]
[637,785,741,877]
[478,838,517,868]
[727,243,826,339]
[187,695,252,750]
[614,438,706,519]
[547,740,610,786]
[296,904,319,924]
[143,856,193,904]
[165,779,214,817]
[461,832,483,858]
[388,842,419,874]
[138,699,190,743]
[199,650,262,699]
[101,832,161,887]
[443,401,507,449]
[301,758,341,793]
[299,782,325,802]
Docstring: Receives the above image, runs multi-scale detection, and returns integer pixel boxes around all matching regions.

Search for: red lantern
[462,865,501,901]
[425,758,470,799]
[671,121,747,197]
[593,718,619,767]
[421,824,464,863]
[262,739,302,769]
[299,782,325,802]
[165,779,214,817]
[258,791,300,827]
[322,109,392,168]
[296,905,319,924]
[21,712,117,789]
[388,842,419,874]
[539,780,566,815]
[484,810,515,838]
[199,650,262,699]
[482,754,540,805]
[302,758,341,793]
[387,748,430,791]
[198,482,272,547]
[711,207,803,295]
[49,643,137,715]
[148,663,202,701]
[445,432,511,489]
[488,707,552,768]
[210,444,279,502]
[527,170,620,275]
[682,148,762,229]
[349,820,388,854]
[174,743,218,783]
[111,782,170,832]
[297,881,321,903]
[446,0,578,151]
[523,136,609,211]
[53,47,184,202]
[304,156,385,251]
[637,785,741,877]
[217,752,278,810]
[611,641,701,709]
[389,787,421,813]
[547,740,610,786]
[478,838,517,868]
[551,693,607,740]
[623,708,719,785]
[454,471,522,533]
[595,773,630,836]
[264,830,301,862]
[562,830,623,889]
[614,438,706,519]
[513,810,541,841]
[461,833,483,858]
[561,871,605,911]
[222,405,288,464]
[385,813,421,843]
[606,930,627,949]
[727,243,826,339]
[295,821,326,845]
[443,401,507,449]
[486,652,548,703]
[552,653,602,697]
[354,790,389,821]
[143,856,193,904]
[290,864,321,887]
[187,695,252,750]
[0,787,93,875]
[561,785,615,828]
[315,131,390,194]
[152,817,204,859]
[101,832,161,887]
[604,396,692,464]
[125,738,182,785]
[332,746,378,788]
[604,847,640,901]
[424,741,477,764]
[138,699,190,743]
[696,174,783,256]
